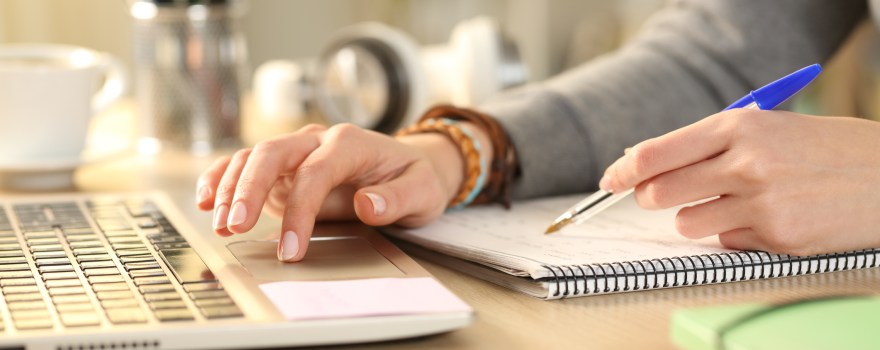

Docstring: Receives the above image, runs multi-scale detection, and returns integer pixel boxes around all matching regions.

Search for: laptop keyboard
[0,196,242,332]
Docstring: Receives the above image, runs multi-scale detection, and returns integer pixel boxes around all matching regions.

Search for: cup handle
[91,54,128,114]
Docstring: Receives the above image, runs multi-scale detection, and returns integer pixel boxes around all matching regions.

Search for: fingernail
[196,185,211,203]
[278,231,299,261]
[364,192,386,216]
[213,204,228,230]
[624,147,632,155]
[599,174,613,193]
[228,202,247,227]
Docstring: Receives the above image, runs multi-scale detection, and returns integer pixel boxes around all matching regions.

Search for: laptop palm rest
[227,238,405,281]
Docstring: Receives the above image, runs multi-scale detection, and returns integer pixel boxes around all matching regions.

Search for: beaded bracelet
[419,105,519,209]
[395,118,488,209]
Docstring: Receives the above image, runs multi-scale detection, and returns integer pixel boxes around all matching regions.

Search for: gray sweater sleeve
[479,0,867,199]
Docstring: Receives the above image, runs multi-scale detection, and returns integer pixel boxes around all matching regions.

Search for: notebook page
[388,193,735,279]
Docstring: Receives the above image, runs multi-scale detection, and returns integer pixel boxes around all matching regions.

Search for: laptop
[0,191,473,349]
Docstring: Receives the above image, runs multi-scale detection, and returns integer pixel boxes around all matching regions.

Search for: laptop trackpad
[227,238,405,281]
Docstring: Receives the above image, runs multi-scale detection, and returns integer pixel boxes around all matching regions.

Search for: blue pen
[545,64,823,234]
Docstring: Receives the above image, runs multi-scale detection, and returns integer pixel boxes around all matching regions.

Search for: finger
[264,180,288,218]
[604,111,743,192]
[353,160,445,227]
[717,228,765,251]
[226,132,322,234]
[277,144,349,262]
[315,185,358,221]
[634,153,732,209]
[195,156,232,211]
[213,149,252,237]
[674,196,750,239]
[277,125,399,262]
[266,182,358,221]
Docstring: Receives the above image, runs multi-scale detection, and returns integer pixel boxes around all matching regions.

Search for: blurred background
[0,0,877,147]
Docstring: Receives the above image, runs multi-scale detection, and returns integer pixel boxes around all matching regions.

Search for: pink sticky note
[258,277,472,321]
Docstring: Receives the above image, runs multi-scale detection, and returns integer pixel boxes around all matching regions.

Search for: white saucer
[0,150,129,191]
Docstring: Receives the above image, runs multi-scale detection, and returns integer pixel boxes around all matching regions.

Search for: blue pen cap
[723,64,822,111]
[751,64,822,110]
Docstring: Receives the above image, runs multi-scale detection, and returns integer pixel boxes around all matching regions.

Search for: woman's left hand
[600,109,880,256]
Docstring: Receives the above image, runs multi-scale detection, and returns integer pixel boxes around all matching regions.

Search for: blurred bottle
[128,0,248,156]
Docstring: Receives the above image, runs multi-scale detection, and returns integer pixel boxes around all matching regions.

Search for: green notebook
[671,296,880,350]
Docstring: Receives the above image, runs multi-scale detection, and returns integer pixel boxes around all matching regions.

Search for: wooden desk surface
[6,106,880,349]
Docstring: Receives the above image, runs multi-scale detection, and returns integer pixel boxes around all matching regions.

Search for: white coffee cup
[0,44,127,189]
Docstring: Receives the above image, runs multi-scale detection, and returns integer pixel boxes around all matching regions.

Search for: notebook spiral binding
[541,249,880,299]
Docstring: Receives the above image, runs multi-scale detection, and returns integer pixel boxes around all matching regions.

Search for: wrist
[396,122,493,206]
[397,133,465,204]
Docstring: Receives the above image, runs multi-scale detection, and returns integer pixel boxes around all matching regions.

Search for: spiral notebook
[383,194,880,299]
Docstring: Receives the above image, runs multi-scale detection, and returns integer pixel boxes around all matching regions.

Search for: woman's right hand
[194,123,476,262]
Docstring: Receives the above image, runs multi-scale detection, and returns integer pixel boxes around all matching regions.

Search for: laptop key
[3,293,44,302]
[199,305,243,319]
[105,308,147,324]
[12,317,53,330]
[142,292,182,302]
[193,298,235,308]
[108,237,143,244]
[29,243,65,252]
[103,230,138,238]
[138,283,176,294]
[59,311,101,327]
[42,271,78,280]
[80,260,117,269]
[0,263,30,271]
[159,248,217,284]
[68,240,104,249]
[149,299,187,310]
[0,256,26,264]
[23,231,56,239]
[112,243,148,250]
[0,277,36,287]
[129,269,166,278]
[83,267,122,276]
[32,251,66,259]
[182,282,222,292]
[34,257,71,266]
[26,238,61,246]
[7,301,49,311]
[133,276,170,286]
[0,243,22,251]
[91,282,130,292]
[116,248,152,257]
[0,251,25,258]
[0,270,33,279]
[66,235,100,243]
[48,286,86,296]
[44,279,83,288]
[52,294,91,304]
[88,275,125,284]
[76,254,113,262]
[101,298,140,309]
[38,264,74,273]
[188,290,229,300]
[2,285,41,294]
[124,261,161,271]
[154,308,194,322]
[55,303,94,313]
[73,247,108,256]
[96,290,134,300]
[10,309,51,321]
[120,255,157,264]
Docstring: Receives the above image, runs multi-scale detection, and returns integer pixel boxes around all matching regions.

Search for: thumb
[354,162,446,227]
